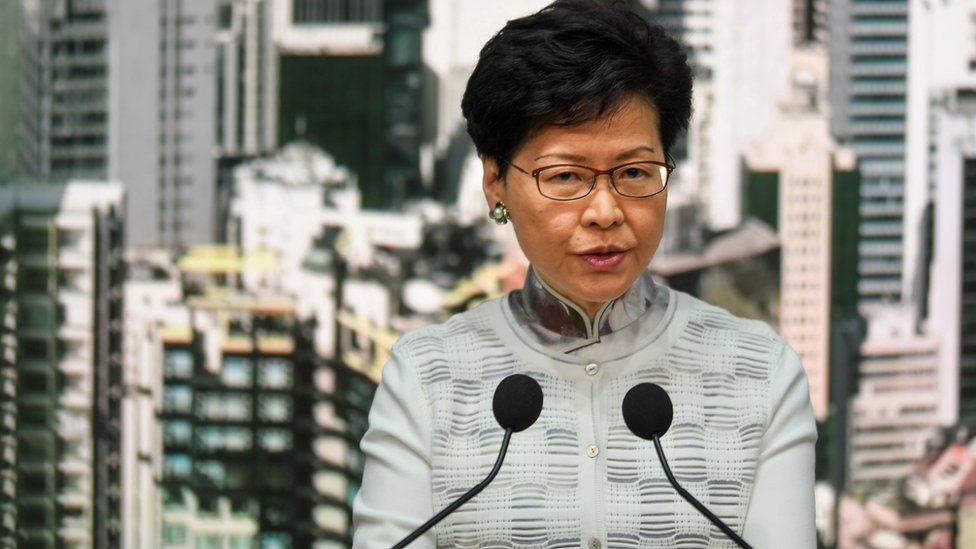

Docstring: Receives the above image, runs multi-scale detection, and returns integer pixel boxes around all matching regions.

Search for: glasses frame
[505,158,676,201]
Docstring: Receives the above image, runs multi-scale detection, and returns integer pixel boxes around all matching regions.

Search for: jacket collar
[507,266,658,353]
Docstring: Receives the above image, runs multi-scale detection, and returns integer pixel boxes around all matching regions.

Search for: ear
[481,156,507,208]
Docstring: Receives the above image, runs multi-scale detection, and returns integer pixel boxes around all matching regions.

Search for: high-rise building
[18,0,219,249]
[109,0,218,249]
[120,250,184,549]
[828,0,910,305]
[156,273,319,547]
[0,181,125,548]
[215,0,278,158]
[742,45,861,423]
[641,0,792,231]
[0,1,21,180]
[848,305,943,491]
[19,0,111,181]
[793,0,827,46]
[908,0,976,429]
[273,0,432,210]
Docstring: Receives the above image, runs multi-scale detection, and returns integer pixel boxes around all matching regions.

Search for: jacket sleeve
[741,344,818,548]
[352,346,435,548]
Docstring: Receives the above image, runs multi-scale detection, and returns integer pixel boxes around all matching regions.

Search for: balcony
[59,517,91,545]
[850,121,906,136]
[59,391,91,411]
[850,103,906,117]
[851,82,906,95]
[59,356,90,376]
[851,22,908,37]
[57,490,90,510]
[852,65,907,81]
[850,4,908,17]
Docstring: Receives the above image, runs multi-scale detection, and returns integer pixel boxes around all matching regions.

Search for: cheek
[513,209,579,257]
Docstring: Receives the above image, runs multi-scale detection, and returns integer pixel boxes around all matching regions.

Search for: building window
[164,349,194,379]
[221,356,252,388]
[197,460,226,487]
[163,454,192,479]
[163,386,193,414]
[197,393,251,421]
[259,429,292,452]
[197,426,252,451]
[164,420,192,446]
[258,395,292,422]
[161,523,188,545]
[259,358,292,389]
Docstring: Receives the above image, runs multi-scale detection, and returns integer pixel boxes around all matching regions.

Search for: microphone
[622,383,755,549]
[392,373,543,548]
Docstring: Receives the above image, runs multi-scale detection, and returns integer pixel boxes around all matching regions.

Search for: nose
[580,175,624,229]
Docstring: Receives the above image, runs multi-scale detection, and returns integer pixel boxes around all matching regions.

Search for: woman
[353,1,817,547]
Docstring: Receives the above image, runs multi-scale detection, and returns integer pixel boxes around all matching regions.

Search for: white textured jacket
[353,272,817,548]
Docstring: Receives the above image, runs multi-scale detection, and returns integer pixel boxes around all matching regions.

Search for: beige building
[744,45,856,421]
[848,305,942,490]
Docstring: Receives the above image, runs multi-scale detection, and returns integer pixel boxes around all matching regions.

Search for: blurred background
[0,0,974,547]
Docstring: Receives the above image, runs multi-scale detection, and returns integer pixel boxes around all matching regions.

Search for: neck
[507,266,658,353]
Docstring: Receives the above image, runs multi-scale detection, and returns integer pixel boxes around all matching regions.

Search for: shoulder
[671,288,782,341]
[665,288,794,382]
[392,295,505,360]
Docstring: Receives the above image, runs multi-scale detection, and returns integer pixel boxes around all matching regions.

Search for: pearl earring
[488,201,510,225]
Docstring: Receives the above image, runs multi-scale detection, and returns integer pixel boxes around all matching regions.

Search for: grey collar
[507,267,658,353]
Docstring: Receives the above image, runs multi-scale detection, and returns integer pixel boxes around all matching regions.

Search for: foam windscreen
[492,374,543,432]
[622,382,673,440]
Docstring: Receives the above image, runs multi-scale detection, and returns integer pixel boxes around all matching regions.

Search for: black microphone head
[622,383,673,440]
[492,374,543,432]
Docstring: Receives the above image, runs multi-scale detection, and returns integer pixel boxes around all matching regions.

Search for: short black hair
[461,0,693,172]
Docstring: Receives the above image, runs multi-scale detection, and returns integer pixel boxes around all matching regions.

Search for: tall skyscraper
[743,45,861,423]
[641,0,792,231]
[793,0,828,46]
[109,0,218,249]
[0,181,125,548]
[0,1,21,180]
[19,0,111,181]
[18,0,219,249]
[907,0,976,430]
[274,0,429,210]
[828,0,910,306]
[215,0,278,158]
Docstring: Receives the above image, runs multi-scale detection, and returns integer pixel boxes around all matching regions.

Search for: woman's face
[483,94,667,319]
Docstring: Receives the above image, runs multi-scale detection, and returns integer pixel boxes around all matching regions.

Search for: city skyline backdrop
[0,0,975,548]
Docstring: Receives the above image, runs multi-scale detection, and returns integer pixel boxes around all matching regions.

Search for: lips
[577,246,628,270]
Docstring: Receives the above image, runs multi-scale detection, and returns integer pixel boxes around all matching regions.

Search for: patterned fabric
[352,285,817,548]
[390,289,781,547]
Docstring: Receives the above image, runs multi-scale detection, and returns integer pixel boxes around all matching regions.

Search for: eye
[618,166,653,180]
[541,168,586,184]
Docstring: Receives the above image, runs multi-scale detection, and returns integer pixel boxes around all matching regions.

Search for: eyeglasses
[505,159,675,201]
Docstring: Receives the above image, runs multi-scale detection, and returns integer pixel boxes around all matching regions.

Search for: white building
[0,181,125,548]
[642,0,793,231]
[848,305,944,490]
[907,0,976,428]
[120,250,186,549]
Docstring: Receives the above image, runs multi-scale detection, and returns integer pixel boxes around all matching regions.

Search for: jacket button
[585,363,599,376]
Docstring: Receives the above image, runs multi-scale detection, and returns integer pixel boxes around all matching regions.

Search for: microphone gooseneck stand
[391,428,514,549]
[390,371,542,548]
[650,434,754,549]
[622,382,754,549]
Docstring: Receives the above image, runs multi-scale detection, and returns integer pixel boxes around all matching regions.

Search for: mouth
[577,247,629,270]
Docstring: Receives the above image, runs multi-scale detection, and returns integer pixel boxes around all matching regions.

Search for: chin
[572,279,632,305]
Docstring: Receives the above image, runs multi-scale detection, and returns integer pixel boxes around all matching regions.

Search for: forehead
[517,95,663,160]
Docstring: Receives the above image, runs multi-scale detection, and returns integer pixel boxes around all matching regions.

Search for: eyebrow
[535,146,658,162]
